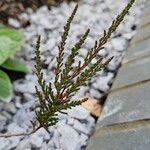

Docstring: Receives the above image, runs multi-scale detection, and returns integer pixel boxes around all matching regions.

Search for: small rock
[1,111,12,120]
[89,88,102,99]
[41,142,48,150]
[58,124,81,150]
[0,138,10,150]
[81,97,102,117]
[111,37,127,51]
[80,133,88,146]
[0,114,7,121]
[67,106,90,120]
[29,133,44,148]
[5,137,20,150]
[46,38,56,51]
[0,114,7,131]
[67,118,75,126]
[14,96,22,108]
[16,138,31,150]
[7,122,25,134]
[8,18,20,28]
[50,130,61,148]
[4,102,16,114]
[73,119,92,135]
[14,81,36,94]
[13,106,34,129]
[93,73,114,91]
[23,93,35,102]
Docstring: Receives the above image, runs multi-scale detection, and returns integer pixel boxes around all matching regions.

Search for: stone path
[87,1,150,150]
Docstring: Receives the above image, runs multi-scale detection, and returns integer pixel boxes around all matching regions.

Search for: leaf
[0,25,24,65]
[1,58,29,73]
[0,70,13,102]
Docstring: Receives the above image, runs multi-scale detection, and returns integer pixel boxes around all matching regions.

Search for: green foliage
[1,58,28,73]
[0,25,23,65]
[0,25,28,102]
[35,0,135,130]
[0,70,13,103]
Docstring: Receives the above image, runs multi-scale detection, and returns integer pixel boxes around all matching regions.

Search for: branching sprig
[35,0,135,130]
[0,0,136,138]
[54,4,78,96]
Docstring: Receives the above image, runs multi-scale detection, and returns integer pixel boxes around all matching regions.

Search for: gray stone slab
[98,81,150,125]
[131,24,150,44]
[112,56,150,90]
[139,14,150,27]
[141,7,150,17]
[87,126,150,150]
[141,3,150,17]
[125,38,150,61]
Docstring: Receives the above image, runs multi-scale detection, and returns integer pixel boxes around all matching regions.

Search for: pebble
[0,138,10,150]
[0,114,7,131]
[16,139,31,150]
[8,18,21,28]
[73,119,92,135]
[29,133,44,148]
[14,96,22,108]
[89,88,102,99]
[3,102,16,114]
[7,122,25,134]
[93,73,114,92]
[58,124,81,150]
[67,106,90,120]
[14,81,36,94]
[4,137,20,150]
[111,37,127,52]
[13,106,34,129]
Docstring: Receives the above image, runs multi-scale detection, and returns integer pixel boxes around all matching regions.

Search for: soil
[0,0,79,26]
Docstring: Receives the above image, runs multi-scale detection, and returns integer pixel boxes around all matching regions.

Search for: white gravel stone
[4,137,20,150]
[14,96,22,108]
[80,133,88,146]
[3,102,16,114]
[73,119,92,135]
[58,124,81,150]
[16,139,31,150]
[111,37,127,51]
[67,106,90,120]
[0,138,10,150]
[14,81,36,94]
[13,106,34,129]
[29,133,44,148]
[67,117,75,126]
[8,18,21,28]
[7,122,25,134]
[89,88,102,99]
[93,73,114,92]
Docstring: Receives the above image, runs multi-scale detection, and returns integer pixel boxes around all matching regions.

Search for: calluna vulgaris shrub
[0,0,135,137]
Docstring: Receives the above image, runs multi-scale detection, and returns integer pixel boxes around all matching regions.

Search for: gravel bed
[0,0,145,150]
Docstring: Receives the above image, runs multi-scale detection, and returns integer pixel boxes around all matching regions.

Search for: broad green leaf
[0,25,24,65]
[1,58,29,73]
[0,70,13,102]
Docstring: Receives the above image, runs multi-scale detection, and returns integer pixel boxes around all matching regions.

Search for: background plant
[0,25,28,102]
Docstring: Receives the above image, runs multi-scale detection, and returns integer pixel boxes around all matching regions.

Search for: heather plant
[0,0,135,137]
[0,25,28,102]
